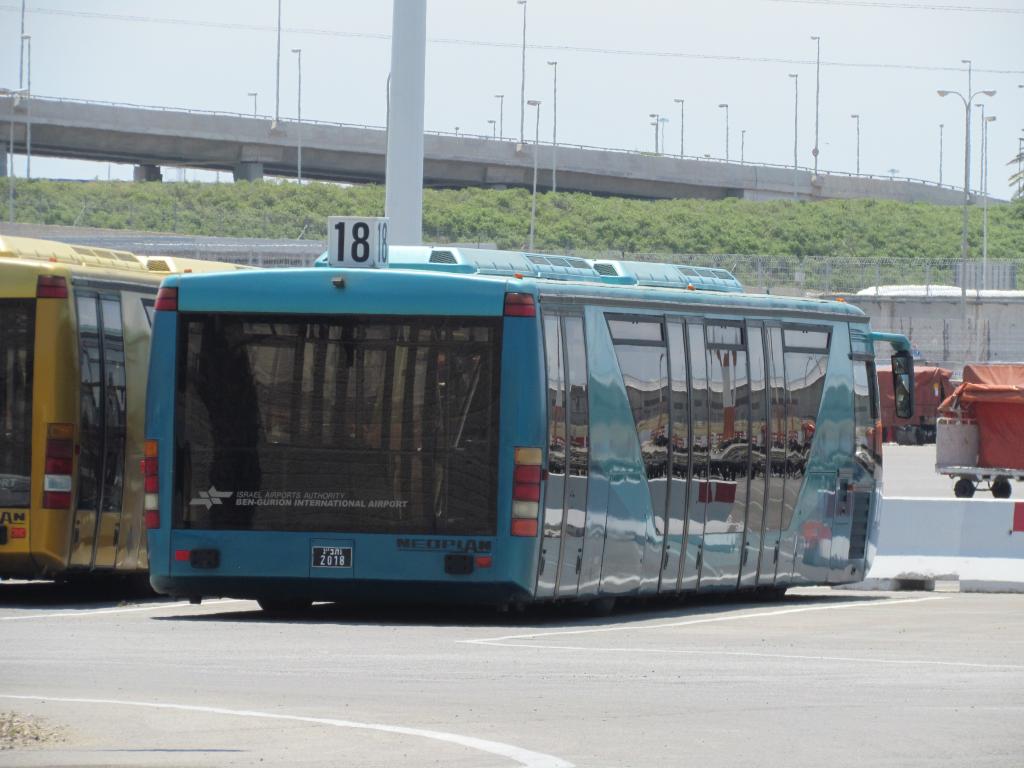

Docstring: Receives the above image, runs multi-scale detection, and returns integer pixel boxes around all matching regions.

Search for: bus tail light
[143,440,160,529]
[511,447,543,537]
[504,292,536,318]
[36,275,68,299]
[155,287,178,311]
[43,423,73,509]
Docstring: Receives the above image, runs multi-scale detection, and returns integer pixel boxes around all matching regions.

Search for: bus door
[701,322,750,590]
[660,321,690,594]
[759,325,788,585]
[681,322,707,591]
[537,312,589,599]
[69,292,127,570]
[739,322,769,588]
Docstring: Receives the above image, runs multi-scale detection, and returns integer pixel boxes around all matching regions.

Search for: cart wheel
[991,478,1012,499]
[953,478,975,498]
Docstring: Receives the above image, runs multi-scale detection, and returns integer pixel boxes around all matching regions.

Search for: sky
[1,0,1022,197]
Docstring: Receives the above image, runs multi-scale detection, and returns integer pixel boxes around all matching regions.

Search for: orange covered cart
[935,364,1024,498]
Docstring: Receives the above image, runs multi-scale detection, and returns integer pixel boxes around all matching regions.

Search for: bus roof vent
[146,258,172,272]
[597,260,743,293]
[429,250,458,264]
[458,248,603,282]
[593,262,619,277]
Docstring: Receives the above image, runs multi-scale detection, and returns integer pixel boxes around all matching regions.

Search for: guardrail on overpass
[0,94,976,204]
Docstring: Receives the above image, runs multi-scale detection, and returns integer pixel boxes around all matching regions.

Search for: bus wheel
[257,598,313,616]
[991,478,1012,499]
[953,478,975,498]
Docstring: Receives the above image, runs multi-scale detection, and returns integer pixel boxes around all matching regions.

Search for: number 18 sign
[327,216,389,269]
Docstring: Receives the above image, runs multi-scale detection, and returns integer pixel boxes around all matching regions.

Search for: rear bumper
[150,574,532,606]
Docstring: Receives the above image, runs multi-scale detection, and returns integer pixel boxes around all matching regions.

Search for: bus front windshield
[176,314,502,535]
[0,300,34,508]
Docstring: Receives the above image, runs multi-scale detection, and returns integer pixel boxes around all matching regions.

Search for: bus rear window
[176,314,501,534]
[0,300,34,508]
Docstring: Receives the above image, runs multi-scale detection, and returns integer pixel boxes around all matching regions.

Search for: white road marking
[0,694,573,768]
[464,595,947,646]
[476,642,1024,671]
[0,598,245,621]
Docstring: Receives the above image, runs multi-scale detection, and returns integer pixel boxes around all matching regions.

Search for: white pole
[518,1,527,144]
[292,48,302,182]
[384,0,427,246]
[275,0,282,125]
[22,35,30,180]
[528,100,541,250]
[811,35,821,175]
[548,60,557,193]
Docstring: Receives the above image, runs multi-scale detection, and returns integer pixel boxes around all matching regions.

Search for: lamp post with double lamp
[547,60,557,192]
[789,74,798,198]
[740,129,746,164]
[494,94,504,140]
[291,48,302,183]
[811,35,821,175]
[488,119,496,138]
[649,113,659,154]
[248,92,258,117]
[528,99,541,250]
[20,34,30,179]
[274,0,282,126]
[517,0,527,144]
[718,103,729,161]
[937,63,995,303]
[673,98,684,157]
[851,113,860,174]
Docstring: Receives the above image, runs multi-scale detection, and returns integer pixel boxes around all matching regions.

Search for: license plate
[311,545,352,569]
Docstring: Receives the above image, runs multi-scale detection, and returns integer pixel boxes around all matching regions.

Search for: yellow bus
[0,235,249,581]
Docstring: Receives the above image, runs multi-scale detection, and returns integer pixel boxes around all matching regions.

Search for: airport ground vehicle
[0,236,249,580]
[936,363,1024,498]
[143,244,913,611]
[877,365,951,445]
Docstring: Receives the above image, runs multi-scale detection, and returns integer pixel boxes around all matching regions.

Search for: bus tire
[953,478,975,498]
[257,598,313,616]
[991,478,1012,499]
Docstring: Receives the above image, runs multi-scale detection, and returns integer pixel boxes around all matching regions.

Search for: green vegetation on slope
[6,179,1023,265]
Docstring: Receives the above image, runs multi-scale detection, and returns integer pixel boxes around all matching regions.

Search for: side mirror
[891,350,915,419]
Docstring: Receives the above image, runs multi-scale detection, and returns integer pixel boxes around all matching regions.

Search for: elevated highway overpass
[1,95,969,204]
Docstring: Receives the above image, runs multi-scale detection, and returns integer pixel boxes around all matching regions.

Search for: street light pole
[659,117,669,159]
[275,0,282,126]
[2,89,27,223]
[741,129,745,164]
[811,35,821,176]
[851,114,860,174]
[673,98,684,157]
[980,110,995,290]
[789,74,798,199]
[21,34,30,180]
[494,94,504,140]
[718,103,729,161]
[649,113,659,154]
[518,0,527,144]
[18,0,26,89]
[248,92,258,117]
[547,60,557,192]
[939,123,944,185]
[528,99,541,250]
[488,119,496,138]
[937,59,996,304]
[291,47,302,183]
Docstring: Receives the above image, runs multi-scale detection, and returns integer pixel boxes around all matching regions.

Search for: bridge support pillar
[233,161,264,182]
[133,164,163,182]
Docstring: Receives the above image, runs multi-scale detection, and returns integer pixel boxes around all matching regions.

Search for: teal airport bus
[143,242,913,613]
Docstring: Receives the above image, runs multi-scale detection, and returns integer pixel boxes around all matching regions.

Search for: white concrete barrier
[863,497,1024,592]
